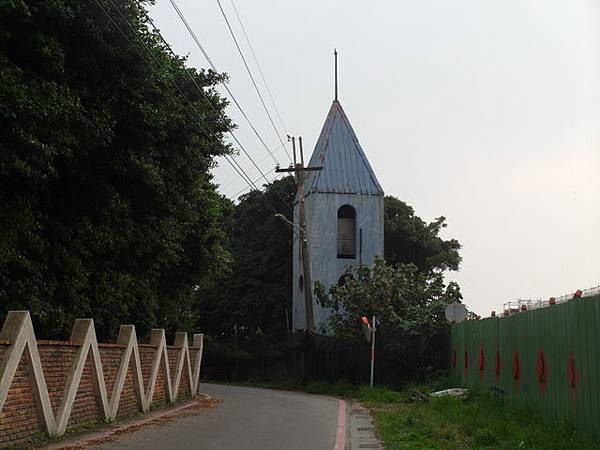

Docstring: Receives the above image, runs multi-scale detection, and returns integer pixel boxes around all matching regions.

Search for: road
[94,383,342,450]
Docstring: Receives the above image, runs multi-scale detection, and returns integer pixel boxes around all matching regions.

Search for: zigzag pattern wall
[0,311,204,445]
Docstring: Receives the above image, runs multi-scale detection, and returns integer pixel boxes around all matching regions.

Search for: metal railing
[500,284,600,317]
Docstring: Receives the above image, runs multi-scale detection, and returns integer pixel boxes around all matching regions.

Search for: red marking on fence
[512,351,521,391]
[535,347,549,395]
[495,349,501,383]
[464,346,469,378]
[478,346,485,381]
[567,354,580,405]
[451,349,457,369]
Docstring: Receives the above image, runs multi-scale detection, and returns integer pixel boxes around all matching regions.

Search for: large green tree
[200,177,295,341]
[0,0,232,338]
[315,260,462,375]
[315,260,462,340]
[384,196,461,274]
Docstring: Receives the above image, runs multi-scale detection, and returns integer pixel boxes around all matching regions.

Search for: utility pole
[276,136,322,332]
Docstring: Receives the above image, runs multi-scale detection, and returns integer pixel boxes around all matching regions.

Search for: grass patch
[371,387,600,450]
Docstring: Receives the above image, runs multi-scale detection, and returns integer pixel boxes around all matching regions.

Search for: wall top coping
[0,340,203,349]
[0,340,128,348]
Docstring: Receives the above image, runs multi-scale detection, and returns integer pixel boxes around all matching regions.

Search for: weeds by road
[372,389,599,449]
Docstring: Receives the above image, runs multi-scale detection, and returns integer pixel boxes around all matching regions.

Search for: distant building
[292,97,384,331]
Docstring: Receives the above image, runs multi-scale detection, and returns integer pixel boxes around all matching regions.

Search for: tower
[292,53,384,331]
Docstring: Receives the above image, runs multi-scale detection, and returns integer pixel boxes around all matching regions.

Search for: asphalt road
[94,383,340,450]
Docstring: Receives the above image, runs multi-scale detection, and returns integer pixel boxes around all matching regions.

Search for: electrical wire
[144,13,270,192]
[229,0,289,136]
[102,0,265,193]
[142,11,292,212]
[143,3,292,210]
[219,142,286,190]
[168,0,287,165]
[94,0,293,220]
[215,0,291,163]
[230,170,286,199]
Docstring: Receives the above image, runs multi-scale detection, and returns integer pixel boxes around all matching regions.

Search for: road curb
[42,395,218,450]
[347,402,382,450]
[334,399,347,450]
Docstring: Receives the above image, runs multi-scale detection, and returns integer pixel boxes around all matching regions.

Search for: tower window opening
[337,204,356,259]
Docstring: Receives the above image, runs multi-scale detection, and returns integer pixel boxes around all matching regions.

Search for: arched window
[299,275,304,292]
[337,205,356,259]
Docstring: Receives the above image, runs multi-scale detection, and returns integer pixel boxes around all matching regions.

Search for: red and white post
[370,315,376,387]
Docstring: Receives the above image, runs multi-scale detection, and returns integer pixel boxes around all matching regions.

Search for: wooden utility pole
[276,136,322,332]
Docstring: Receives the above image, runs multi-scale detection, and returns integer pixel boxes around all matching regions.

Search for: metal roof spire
[334,49,338,102]
[303,101,384,196]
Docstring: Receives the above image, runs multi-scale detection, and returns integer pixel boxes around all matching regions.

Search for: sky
[149,0,600,315]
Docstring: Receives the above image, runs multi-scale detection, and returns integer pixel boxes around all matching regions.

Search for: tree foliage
[315,259,461,340]
[0,0,232,338]
[384,196,461,274]
[199,177,295,341]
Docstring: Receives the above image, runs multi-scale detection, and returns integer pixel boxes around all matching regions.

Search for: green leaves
[0,0,232,339]
[315,258,459,346]
[199,177,295,341]
[384,196,461,275]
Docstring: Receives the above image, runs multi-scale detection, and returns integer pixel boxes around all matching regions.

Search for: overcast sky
[149,0,600,315]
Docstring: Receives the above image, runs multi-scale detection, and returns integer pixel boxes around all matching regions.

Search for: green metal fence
[451,294,600,438]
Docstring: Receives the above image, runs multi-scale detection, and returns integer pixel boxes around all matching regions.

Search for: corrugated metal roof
[304,100,384,196]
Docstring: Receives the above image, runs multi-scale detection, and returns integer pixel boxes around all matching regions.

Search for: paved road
[94,384,340,450]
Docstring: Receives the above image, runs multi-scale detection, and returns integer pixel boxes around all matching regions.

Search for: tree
[384,196,461,274]
[315,259,460,376]
[315,259,456,340]
[199,176,295,341]
[0,0,232,338]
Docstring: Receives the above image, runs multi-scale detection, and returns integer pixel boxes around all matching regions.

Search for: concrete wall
[0,311,204,446]
[293,192,384,331]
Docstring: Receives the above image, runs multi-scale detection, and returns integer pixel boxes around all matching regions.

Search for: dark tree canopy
[199,177,295,341]
[0,0,232,338]
[384,196,461,274]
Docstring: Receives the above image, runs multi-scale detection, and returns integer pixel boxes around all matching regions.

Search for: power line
[135,7,268,190]
[112,0,267,191]
[159,0,291,210]
[215,0,291,163]
[94,0,259,193]
[229,0,289,136]
[230,169,287,199]
[225,154,258,190]
[143,15,264,192]
[219,142,286,190]
[223,166,275,195]
[168,0,286,166]
[95,0,292,218]
[143,12,290,206]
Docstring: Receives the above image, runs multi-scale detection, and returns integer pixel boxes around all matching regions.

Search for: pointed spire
[304,101,384,196]
[334,48,338,102]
